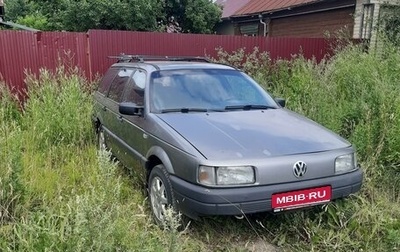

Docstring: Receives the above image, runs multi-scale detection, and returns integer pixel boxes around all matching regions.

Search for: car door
[114,68,148,168]
[101,67,135,159]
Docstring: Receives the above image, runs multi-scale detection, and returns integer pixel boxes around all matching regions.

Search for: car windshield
[150,69,278,113]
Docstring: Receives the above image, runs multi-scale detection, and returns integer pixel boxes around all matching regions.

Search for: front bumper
[171,169,363,219]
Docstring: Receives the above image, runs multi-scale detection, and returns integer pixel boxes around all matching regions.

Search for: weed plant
[0,84,24,229]
[0,70,203,251]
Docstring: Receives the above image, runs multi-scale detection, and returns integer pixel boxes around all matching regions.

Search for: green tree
[4,0,37,21]
[5,0,59,30]
[59,0,164,31]
[164,0,221,33]
[184,0,221,33]
[4,0,221,33]
[16,13,50,31]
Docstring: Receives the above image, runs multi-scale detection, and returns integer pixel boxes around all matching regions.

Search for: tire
[148,164,180,228]
[97,125,107,152]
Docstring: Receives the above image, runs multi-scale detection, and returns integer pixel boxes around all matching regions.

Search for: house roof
[233,0,322,17]
[215,0,252,19]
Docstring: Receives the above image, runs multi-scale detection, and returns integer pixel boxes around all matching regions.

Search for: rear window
[121,69,146,105]
[108,69,134,102]
[98,67,118,95]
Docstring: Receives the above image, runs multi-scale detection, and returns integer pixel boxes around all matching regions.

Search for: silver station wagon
[92,55,363,225]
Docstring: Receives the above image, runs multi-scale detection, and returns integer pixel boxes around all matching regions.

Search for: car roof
[111,61,236,72]
[108,55,238,72]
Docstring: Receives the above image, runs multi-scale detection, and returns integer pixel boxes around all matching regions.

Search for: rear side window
[122,69,146,105]
[98,67,118,95]
[108,69,134,102]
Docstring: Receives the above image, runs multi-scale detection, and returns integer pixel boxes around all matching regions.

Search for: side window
[98,67,118,95]
[108,68,134,102]
[122,69,146,105]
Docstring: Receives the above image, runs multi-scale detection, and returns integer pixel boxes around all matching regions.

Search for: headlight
[198,166,255,186]
[335,153,357,173]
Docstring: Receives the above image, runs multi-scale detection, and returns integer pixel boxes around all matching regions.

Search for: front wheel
[148,164,179,228]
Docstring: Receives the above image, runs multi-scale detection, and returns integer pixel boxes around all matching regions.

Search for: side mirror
[119,102,144,116]
[275,98,286,108]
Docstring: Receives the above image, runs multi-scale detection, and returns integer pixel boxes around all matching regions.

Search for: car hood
[156,109,350,160]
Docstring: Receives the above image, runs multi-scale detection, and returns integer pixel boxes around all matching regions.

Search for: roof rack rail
[108,54,211,63]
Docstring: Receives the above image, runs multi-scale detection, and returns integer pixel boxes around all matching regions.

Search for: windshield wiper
[161,108,209,113]
[224,104,277,111]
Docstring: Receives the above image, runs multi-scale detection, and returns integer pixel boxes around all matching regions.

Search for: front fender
[146,146,175,174]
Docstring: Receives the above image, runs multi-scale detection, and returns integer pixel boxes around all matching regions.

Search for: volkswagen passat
[92,55,363,225]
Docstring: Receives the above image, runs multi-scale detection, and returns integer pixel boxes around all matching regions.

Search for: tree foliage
[184,0,222,33]
[58,0,164,31]
[3,0,221,33]
[380,4,400,47]
[163,0,221,33]
[4,0,36,21]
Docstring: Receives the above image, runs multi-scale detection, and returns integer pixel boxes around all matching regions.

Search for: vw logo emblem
[293,161,307,178]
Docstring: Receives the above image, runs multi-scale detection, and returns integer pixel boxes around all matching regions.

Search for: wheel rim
[150,176,168,222]
[98,129,106,151]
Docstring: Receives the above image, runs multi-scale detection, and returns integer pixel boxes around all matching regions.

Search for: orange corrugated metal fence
[0,29,333,97]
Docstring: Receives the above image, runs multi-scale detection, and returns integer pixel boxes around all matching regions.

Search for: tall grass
[216,41,400,251]
[0,69,205,251]
[22,67,94,150]
[0,84,24,228]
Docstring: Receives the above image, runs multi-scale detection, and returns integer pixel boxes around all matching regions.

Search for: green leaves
[183,0,221,33]
[5,0,221,33]
[58,0,161,31]
[380,5,400,47]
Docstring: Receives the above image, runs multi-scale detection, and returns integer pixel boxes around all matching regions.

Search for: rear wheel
[148,164,180,228]
[97,125,107,152]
